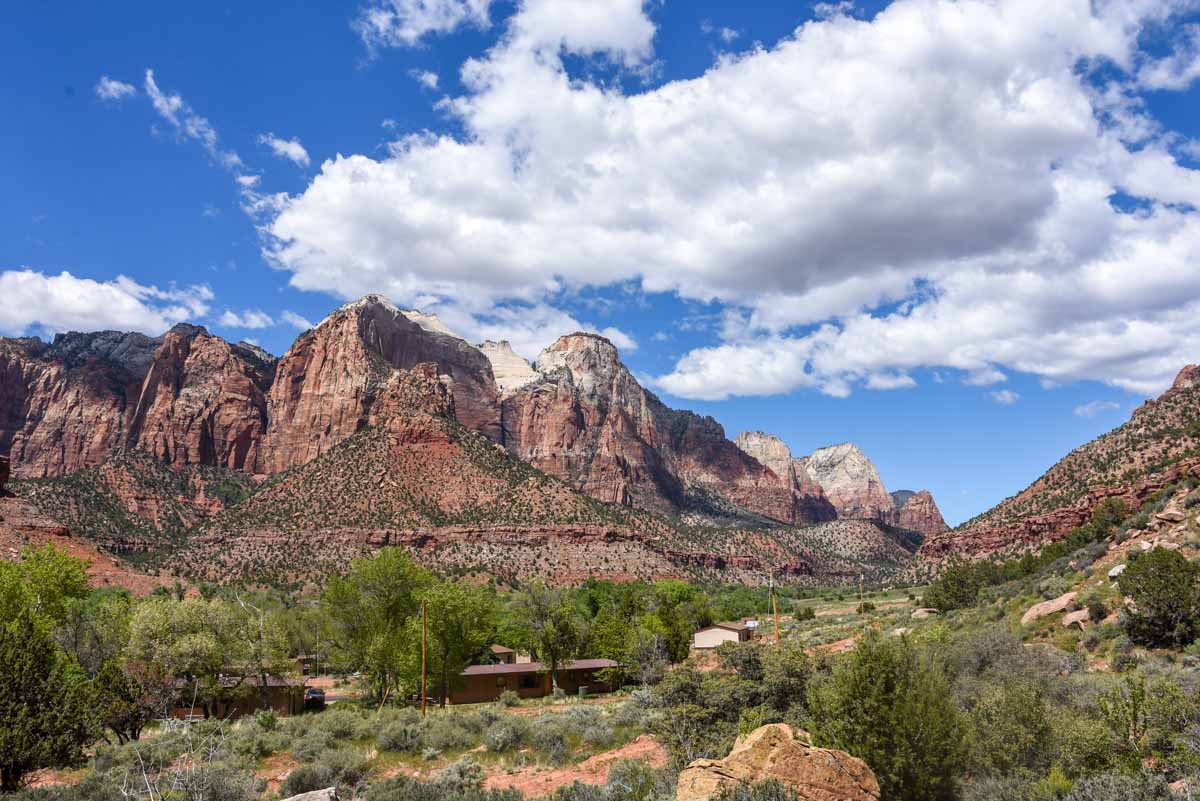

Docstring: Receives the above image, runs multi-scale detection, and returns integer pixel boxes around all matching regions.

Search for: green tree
[95,659,175,743]
[412,580,496,707]
[0,544,89,629]
[507,581,582,688]
[807,633,965,801]
[322,548,432,703]
[0,610,96,791]
[922,558,986,612]
[1118,547,1200,647]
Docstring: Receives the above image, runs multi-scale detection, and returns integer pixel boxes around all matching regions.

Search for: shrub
[359,776,522,801]
[498,690,521,708]
[432,757,486,794]
[377,721,423,753]
[807,633,965,801]
[794,606,816,622]
[581,723,613,747]
[316,707,369,740]
[1063,770,1172,801]
[292,730,337,762]
[1118,547,1200,647]
[321,747,372,787]
[422,715,476,751]
[483,718,527,753]
[280,764,335,797]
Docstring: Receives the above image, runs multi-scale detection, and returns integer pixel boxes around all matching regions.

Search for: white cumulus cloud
[1074,399,1121,417]
[989,390,1021,405]
[354,0,492,50]
[280,310,315,330]
[0,269,211,336]
[261,0,1200,401]
[217,309,275,329]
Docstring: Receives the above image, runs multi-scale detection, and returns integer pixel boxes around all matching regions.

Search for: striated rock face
[804,443,895,520]
[676,724,880,801]
[734,432,838,523]
[124,326,275,471]
[479,340,538,394]
[890,489,948,538]
[0,327,274,478]
[501,335,831,523]
[258,295,499,472]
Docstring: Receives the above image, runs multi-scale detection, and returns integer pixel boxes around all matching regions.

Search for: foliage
[807,633,965,801]
[0,610,97,792]
[1118,547,1200,647]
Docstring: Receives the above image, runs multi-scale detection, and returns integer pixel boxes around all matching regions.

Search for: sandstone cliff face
[734,431,838,523]
[125,326,275,471]
[0,327,273,478]
[804,442,895,519]
[479,340,538,393]
[500,335,831,523]
[258,295,500,472]
[890,489,948,538]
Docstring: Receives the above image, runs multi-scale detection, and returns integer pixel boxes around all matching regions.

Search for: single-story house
[450,658,618,705]
[172,675,306,720]
[490,644,533,665]
[692,622,753,650]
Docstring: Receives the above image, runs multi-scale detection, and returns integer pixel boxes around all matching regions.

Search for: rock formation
[500,334,832,523]
[890,489,948,538]
[804,443,895,520]
[676,724,880,801]
[258,295,500,472]
[479,340,538,393]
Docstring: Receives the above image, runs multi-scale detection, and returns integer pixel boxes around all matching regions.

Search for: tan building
[450,658,618,705]
[692,622,753,650]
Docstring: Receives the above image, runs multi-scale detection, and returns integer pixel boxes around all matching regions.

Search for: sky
[5,0,1200,526]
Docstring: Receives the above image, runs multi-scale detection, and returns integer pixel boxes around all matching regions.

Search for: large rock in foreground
[676,724,880,801]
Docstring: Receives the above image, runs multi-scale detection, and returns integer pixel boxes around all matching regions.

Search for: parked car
[303,687,326,712]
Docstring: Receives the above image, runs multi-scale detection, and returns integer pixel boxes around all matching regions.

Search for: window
[519,674,539,690]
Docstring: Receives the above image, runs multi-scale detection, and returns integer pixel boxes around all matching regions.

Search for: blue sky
[5,0,1200,525]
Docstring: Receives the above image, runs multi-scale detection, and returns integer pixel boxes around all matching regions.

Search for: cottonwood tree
[408,580,496,706]
[506,580,582,689]
[322,548,432,704]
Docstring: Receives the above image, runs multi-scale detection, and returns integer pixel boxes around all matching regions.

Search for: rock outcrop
[804,443,894,520]
[676,724,880,801]
[258,295,500,472]
[890,489,948,538]
[0,326,274,478]
[479,340,538,393]
[500,335,831,523]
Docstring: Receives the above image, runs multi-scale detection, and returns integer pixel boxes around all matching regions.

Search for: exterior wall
[693,628,743,649]
[449,668,614,705]
[173,686,304,720]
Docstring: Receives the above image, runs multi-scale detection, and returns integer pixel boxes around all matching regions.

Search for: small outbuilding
[692,622,753,650]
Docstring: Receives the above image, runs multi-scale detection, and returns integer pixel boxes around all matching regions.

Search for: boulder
[1062,609,1090,629]
[280,789,336,801]
[1156,505,1187,524]
[911,608,938,620]
[676,723,880,801]
[1108,564,1126,579]
[1021,591,1077,626]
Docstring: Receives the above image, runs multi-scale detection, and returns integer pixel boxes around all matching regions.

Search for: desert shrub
[1183,490,1200,509]
[1063,770,1172,801]
[422,715,477,751]
[230,727,288,759]
[292,729,337,761]
[483,718,528,753]
[498,690,521,707]
[321,747,372,787]
[1119,547,1200,647]
[807,633,965,801]
[360,775,521,801]
[315,707,370,740]
[280,763,335,797]
[794,606,815,622]
[432,757,486,794]
[611,699,647,728]
[717,642,764,681]
[377,721,423,753]
[581,723,613,747]
[965,679,1053,777]
[1051,713,1115,778]
[712,780,801,800]
[1129,511,1151,530]
[254,710,278,731]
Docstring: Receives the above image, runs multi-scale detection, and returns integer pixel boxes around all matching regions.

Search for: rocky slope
[182,362,876,587]
[500,334,835,525]
[922,364,1200,561]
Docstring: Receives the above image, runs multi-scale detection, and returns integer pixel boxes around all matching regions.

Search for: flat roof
[461,658,618,677]
[697,622,750,633]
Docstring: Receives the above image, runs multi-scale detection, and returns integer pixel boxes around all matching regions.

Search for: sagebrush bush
[1063,770,1172,801]
[377,721,423,753]
[422,715,477,751]
[483,718,527,752]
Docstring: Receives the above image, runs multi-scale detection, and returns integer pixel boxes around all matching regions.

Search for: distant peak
[167,322,208,338]
[1170,364,1199,394]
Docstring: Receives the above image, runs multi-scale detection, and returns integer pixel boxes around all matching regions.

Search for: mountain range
[0,295,955,588]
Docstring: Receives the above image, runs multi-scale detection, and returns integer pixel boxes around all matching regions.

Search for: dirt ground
[482,734,668,797]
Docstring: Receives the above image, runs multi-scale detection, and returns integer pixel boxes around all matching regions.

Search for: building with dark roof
[451,658,618,704]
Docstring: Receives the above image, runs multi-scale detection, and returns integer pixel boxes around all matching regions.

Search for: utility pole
[859,573,866,630]
[421,601,427,718]
[770,573,780,647]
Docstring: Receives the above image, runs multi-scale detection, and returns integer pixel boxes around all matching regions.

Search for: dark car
[303,687,326,712]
